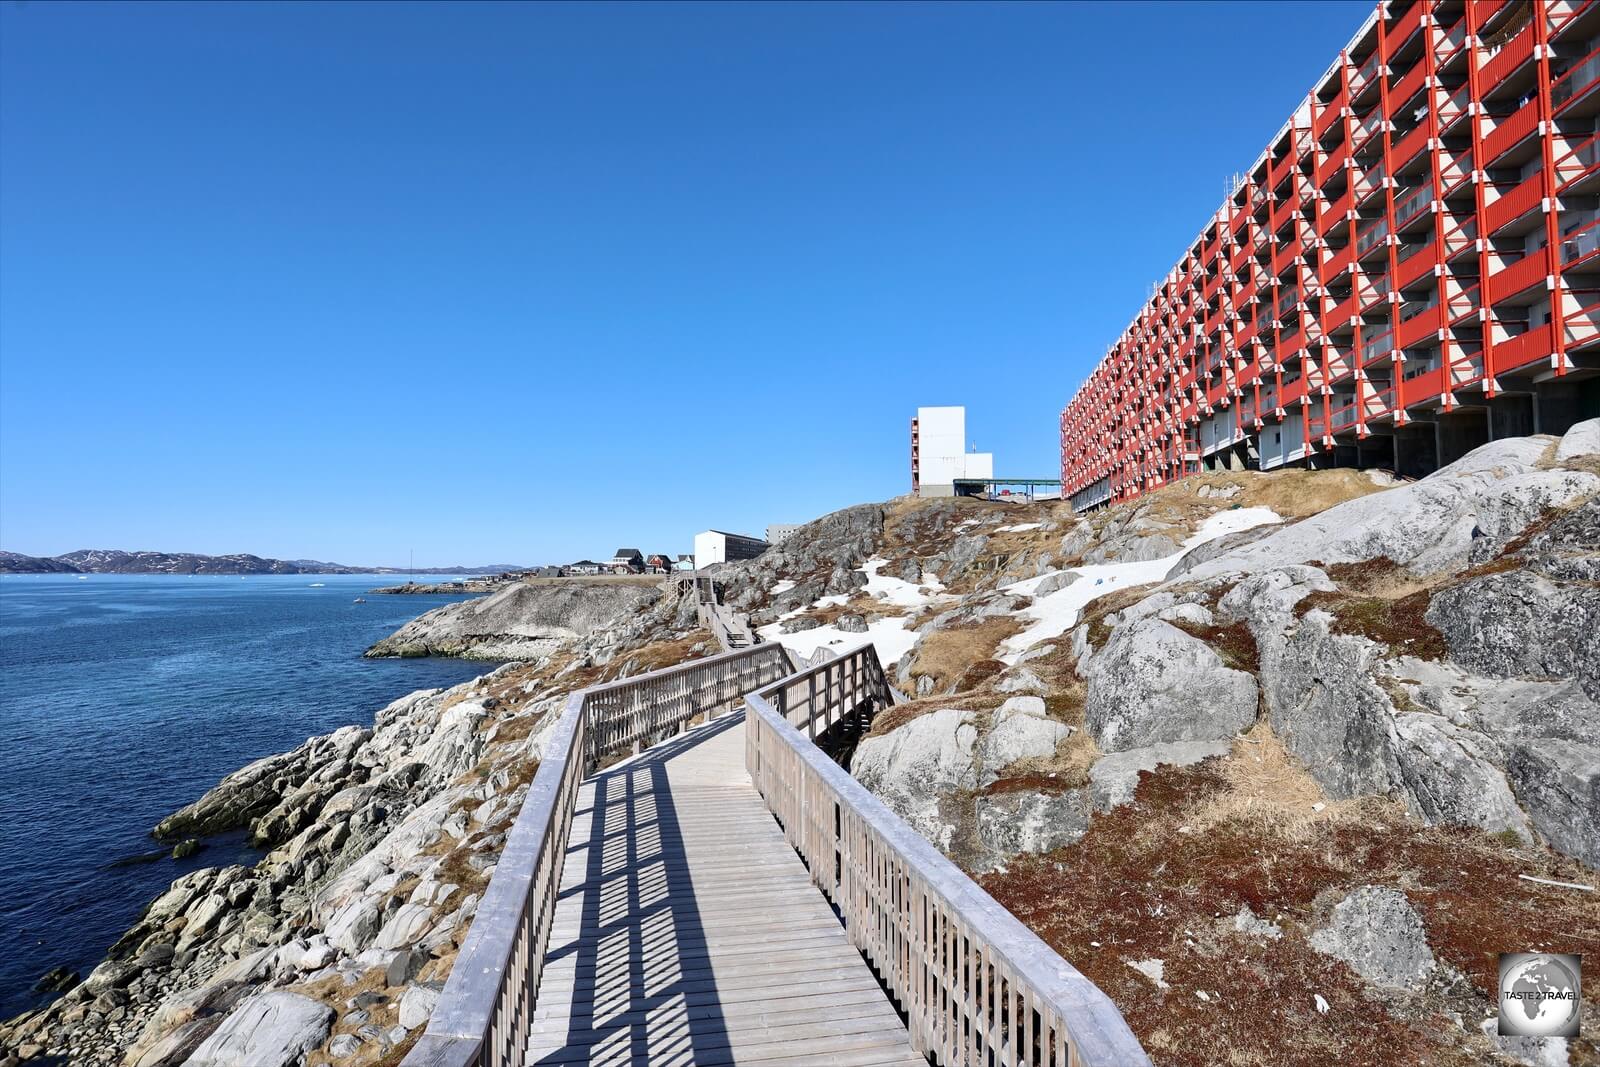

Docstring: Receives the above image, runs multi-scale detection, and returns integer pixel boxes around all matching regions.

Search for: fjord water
[0,574,489,1018]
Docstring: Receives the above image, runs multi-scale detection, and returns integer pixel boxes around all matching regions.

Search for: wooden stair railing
[745,644,1152,1067]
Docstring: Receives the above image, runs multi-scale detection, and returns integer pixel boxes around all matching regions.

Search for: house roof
[611,548,642,558]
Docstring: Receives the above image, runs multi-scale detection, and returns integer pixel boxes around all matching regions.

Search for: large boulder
[979,697,1070,785]
[1181,437,1600,581]
[1390,714,1533,841]
[1385,660,1599,866]
[183,990,334,1067]
[1083,619,1258,752]
[1259,611,1402,798]
[1309,886,1436,990]
[1555,416,1600,463]
[851,709,978,850]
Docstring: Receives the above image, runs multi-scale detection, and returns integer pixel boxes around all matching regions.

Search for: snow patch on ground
[861,558,946,609]
[770,579,796,596]
[758,615,920,668]
[995,522,1042,533]
[758,558,953,668]
[996,507,1281,663]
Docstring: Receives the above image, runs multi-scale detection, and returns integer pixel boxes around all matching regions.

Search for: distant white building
[693,530,770,570]
[912,406,993,497]
[766,524,802,545]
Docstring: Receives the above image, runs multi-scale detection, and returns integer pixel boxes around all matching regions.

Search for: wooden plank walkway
[525,711,925,1067]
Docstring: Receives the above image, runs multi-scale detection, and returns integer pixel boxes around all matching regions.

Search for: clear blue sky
[1,1,1369,567]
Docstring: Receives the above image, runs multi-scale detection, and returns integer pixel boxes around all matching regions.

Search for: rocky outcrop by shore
[364,579,664,660]
[369,582,500,595]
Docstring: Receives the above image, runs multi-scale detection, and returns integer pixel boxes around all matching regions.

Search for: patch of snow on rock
[995,507,1282,662]
[758,615,920,669]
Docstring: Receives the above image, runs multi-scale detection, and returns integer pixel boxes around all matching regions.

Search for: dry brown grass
[867,690,1007,738]
[903,616,1023,695]
[297,967,405,1067]
[979,751,1600,1067]
[602,630,714,679]
[1186,723,1363,841]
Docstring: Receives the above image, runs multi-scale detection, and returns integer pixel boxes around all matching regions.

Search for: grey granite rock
[1310,885,1436,989]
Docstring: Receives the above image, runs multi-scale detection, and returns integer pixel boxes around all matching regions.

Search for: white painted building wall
[693,530,770,570]
[915,406,993,495]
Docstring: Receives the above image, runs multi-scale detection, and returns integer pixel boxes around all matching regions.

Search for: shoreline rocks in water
[369,581,499,595]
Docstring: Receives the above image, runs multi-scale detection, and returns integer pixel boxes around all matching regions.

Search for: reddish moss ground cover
[978,761,1600,1067]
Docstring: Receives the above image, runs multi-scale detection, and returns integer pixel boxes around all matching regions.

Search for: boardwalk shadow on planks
[527,710,925,1066]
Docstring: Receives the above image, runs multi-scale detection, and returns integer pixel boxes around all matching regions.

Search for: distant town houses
[479,526,784,584]
[607,548,646,574]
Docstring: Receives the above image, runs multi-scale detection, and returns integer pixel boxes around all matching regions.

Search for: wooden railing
[403,642,793,1067]
[745,645,1152,1067]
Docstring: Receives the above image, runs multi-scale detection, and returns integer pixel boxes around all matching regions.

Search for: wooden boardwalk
[525,711,924,1067]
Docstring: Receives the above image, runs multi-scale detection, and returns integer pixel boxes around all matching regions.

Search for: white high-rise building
[911,406,993,497]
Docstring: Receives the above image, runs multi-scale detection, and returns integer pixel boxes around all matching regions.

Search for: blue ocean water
[0,574,490,1019]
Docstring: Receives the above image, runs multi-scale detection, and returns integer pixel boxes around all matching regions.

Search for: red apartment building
[1061,0,1600,511]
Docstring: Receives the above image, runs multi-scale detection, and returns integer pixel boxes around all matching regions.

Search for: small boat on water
[76,575,89,580]
[309,582,326,587]
[352,597,366,603]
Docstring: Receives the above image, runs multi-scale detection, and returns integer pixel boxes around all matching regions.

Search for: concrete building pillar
[1394,424,1438,480]
[1489,394,1536,440]
[1437,410,1490,467]
[1535,380,1584,435]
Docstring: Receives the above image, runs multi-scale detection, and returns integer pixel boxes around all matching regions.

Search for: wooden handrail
[403,642,793,1067]
[745,644,1152,1067]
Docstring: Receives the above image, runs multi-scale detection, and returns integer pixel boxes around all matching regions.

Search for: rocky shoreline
[367,582,498,596]
[0,572,706,1067]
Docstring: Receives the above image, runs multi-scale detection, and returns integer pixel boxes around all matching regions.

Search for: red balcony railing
[1481,100,1541,164]
[1479,20,1536,93]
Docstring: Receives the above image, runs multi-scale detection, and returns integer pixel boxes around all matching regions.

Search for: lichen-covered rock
[1084,619,1257,753]
[1309,885,1436,990]
[1260,611,1402,798]
[1390,713,1533,841]
[720,503,886,610]
[1429,567,1600,703]
[975,788,1089,862]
